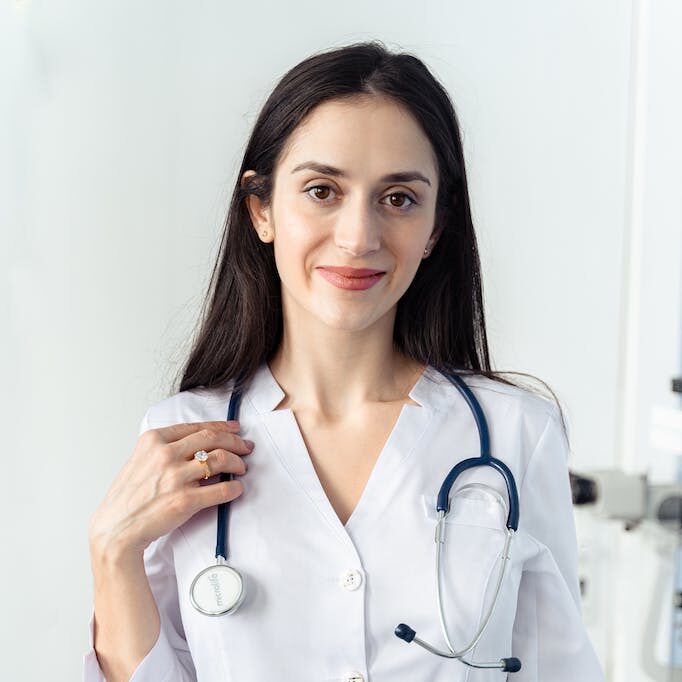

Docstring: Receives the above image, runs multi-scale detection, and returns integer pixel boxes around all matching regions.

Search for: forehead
[277,96,438,180]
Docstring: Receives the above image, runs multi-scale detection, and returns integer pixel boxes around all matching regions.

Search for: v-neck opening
[287,400,411,531]
[257,362,434,538]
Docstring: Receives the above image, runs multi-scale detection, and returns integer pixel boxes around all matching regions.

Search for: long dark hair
[174,40,569,445]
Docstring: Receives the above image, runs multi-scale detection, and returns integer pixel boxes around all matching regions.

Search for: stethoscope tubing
[215,384,244,561]
[438,373,520,531]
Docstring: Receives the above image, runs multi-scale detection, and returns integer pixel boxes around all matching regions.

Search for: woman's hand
[88,420,254,558]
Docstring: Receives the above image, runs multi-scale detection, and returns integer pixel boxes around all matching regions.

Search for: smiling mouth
[317,266,386,278]
[316,269,386,291]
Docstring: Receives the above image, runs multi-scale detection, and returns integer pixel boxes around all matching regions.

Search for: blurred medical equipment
[570,469,682,529]
[570,375,682,681]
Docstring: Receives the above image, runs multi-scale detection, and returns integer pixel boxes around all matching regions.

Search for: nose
[333,194,381,257]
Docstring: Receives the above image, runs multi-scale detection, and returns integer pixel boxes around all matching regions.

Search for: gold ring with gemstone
[194,450,211,479]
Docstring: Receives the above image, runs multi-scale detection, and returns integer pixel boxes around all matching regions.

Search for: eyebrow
[291,161,432,187]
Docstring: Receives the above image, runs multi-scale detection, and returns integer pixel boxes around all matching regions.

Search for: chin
[318,303,393,332]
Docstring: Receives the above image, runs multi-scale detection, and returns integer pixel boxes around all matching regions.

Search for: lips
[317,266,386,278]
[317,268,385,291]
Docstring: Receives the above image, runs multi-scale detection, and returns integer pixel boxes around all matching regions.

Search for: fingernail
[244,439,255,449]
[226,420,240,427]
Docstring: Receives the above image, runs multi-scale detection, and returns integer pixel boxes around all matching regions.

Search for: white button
[340,569,363,591]
[343,673,364,682]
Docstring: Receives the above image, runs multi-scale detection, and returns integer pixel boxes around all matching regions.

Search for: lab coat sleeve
[510,407,606,681]
[83,410,197,682]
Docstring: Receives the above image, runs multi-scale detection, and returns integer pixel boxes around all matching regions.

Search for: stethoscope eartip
[502,657,522,672]
[394,623,416,642]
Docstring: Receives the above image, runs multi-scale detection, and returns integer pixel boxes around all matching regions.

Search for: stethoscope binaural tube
[394,621,521,672]
[394,370,522,673]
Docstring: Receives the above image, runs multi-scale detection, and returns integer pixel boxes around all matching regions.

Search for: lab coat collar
[245,360,457,414]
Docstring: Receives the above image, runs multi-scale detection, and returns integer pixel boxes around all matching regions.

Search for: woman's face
[244,95,442,333]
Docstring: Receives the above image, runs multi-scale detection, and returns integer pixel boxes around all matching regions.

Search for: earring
[261,230,269,239]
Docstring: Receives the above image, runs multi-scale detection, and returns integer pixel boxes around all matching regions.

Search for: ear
[428,224,444,250]
[241,170,273,242]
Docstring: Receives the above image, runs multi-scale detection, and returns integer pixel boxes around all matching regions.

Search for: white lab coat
[83,361,605,681]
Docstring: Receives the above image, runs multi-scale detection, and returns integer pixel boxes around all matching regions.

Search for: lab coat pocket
[421,483,509,529]
[420,488,511,656]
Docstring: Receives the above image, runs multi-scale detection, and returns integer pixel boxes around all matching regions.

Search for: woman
[84,41,605,681]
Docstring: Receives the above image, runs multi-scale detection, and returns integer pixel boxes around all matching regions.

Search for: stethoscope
[189,369,522,674]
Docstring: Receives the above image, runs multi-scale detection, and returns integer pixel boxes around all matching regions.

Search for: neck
[268,309,425,420]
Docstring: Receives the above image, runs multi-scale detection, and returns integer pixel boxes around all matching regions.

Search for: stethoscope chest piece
[190,562,245,616]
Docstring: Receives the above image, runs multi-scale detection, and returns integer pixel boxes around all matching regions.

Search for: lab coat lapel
[265,407,351,539]
[248,362,352,546]
[343,395,435,537]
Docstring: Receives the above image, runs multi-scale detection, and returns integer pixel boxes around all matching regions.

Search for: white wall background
[2,0,679,680]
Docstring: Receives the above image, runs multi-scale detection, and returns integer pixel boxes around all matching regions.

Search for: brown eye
[384,192,416,209]
[306,185,334,201]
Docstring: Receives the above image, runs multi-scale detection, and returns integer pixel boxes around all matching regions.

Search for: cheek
[393,237,424,272]
[272,223,320,286]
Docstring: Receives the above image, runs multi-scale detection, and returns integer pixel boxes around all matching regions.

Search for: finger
[173,427,254,461]
[154,420,241,444]
[183,448,248,483]
[188,478,245,511]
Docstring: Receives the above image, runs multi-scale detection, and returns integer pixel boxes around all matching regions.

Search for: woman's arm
[84,403,250,680]
[89,539,163,682]
[510,407,606,681]
[517,408,580,604]
[85,530,197,682]
[84,402,251,681]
